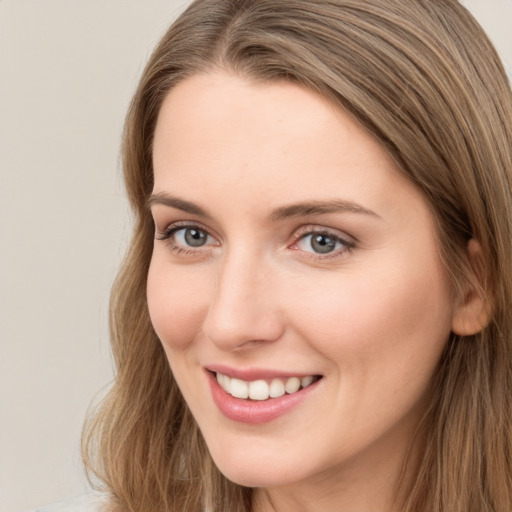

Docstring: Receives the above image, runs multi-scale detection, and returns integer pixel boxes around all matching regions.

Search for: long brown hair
[82,1,512,510]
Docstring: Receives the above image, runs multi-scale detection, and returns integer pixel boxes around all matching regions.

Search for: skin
[147,72,464,512]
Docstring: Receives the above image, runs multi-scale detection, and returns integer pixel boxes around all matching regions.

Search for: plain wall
[1,1,510,511]
[0,2,189,511]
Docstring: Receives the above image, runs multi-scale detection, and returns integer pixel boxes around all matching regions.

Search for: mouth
[206,367,323,424]
[214,371,322,401]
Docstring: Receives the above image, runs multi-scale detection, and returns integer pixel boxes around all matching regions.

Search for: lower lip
[207,371,320,424]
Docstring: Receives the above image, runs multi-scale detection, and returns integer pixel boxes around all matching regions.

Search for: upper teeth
[216,373,316,401]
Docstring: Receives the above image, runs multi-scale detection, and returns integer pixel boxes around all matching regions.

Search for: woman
[42,0,512,510]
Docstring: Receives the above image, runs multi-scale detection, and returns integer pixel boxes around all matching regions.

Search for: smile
[216,372,320,401]
[207,368,323,424]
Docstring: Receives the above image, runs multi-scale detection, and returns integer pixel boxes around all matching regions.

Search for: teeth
[230,378,249,399]
[269,378,285,398]
[249,380,269,400]
[215,372,318,401]
[285,377,301,394]
[301,375,314,388]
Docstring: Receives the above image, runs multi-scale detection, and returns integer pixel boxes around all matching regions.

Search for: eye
[292,229,355,257]
[156,223,218,252]
[299,233,338,254]
[174,227,211,247]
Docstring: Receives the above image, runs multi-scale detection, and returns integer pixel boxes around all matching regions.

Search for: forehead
[151,71,421,221]
[154,72,383,158]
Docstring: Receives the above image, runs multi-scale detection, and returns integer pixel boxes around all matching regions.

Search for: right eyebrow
[270,199,380,221]
[146,192,213,219]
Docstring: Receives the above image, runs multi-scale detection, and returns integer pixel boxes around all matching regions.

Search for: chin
[215,463,292,488]
[206,442,304,488]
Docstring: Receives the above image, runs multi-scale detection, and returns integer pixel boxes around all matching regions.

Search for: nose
[202,249,285,352]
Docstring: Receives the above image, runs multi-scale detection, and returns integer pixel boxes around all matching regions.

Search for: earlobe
[451,239,491,336]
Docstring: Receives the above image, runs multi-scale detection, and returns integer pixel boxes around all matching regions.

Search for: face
[148,72,457,497]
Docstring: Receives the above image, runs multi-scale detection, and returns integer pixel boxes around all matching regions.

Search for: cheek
[146,254,210,351]
[288,256,453,380]
[283,259,453,446]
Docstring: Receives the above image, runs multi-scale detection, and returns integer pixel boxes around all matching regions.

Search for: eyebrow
[146,192,213,219]
[147,192,380,221]
[270,199,380,221]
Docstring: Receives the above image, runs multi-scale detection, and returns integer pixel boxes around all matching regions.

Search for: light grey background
[0,1,510,511]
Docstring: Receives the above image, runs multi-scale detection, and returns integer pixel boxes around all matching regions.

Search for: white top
[31,492,109,512]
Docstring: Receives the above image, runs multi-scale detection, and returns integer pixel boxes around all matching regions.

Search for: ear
[451,239,491,336]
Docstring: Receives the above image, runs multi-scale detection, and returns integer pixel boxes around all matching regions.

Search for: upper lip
[205,364,321,381]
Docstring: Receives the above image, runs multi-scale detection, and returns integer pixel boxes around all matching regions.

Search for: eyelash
[290,228,355,260]
[155,222,356,260]
[156,222,217,256]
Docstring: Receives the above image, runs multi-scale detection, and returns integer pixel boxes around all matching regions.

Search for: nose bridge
[203,244,283,350]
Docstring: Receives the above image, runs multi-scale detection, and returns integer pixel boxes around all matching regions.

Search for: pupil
[311,234,335,254]
[185,228,207,247]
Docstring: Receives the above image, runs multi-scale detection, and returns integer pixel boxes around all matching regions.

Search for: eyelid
[154,220,355,260]
[155,221,220,258]
[156,220,218,242]
[288,224,356,259]
[291,224,356,244]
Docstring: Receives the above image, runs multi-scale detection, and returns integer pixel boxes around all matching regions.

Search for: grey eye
[309,234,337,254]
[296,232,349,255]
[176,227,210,247]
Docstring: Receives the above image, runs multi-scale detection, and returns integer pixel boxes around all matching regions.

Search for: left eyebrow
[271,199,381,221]
[146,192,213,220]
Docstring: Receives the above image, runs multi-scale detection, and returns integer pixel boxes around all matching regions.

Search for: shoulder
[30,492,109,512]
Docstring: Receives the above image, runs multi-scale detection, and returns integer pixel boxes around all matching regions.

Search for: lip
[206,368,322,424]
[206,364,318,382]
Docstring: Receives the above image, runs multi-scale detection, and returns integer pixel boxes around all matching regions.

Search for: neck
[253,469,400,512]
[251,423,419,512]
